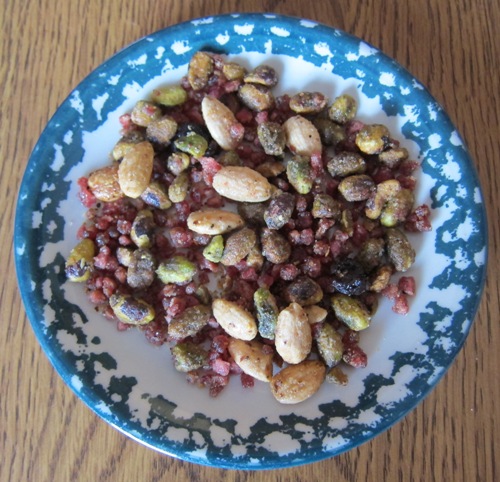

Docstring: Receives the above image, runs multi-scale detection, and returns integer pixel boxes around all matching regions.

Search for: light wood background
[2,1,499,481]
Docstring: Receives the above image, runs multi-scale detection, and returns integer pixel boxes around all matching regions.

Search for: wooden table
[2,1,499,480]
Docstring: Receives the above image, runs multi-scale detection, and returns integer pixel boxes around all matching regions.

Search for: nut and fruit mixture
[66,51,431,403]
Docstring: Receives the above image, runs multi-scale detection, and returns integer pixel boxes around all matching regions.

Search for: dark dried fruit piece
[264,191,295,229]
[327,258,369,296]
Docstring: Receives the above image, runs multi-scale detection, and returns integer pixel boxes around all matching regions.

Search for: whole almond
[87,164,123,202]
[187,209,244,235]
[283,115,322,156]
[201,95,244,150]
[212,166,273,202]
[275,302,312,364]
[212,299,258,340]
[270,360,326,404]
[118,141,154,198]
[228,338,274,382]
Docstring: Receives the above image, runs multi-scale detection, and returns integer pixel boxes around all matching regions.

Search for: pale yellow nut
[270,360,326,404]
[118,141,154,198]
[212,299,258,341]
[201,95,244,150]
[212,166,273,203]
[228,338,273,382]
[187,209,244,235]
[275,302,313,364]
[304,305,328,324]
[283,115,322,157]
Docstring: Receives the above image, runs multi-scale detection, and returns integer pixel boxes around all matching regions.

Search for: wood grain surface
[1,0,499,480]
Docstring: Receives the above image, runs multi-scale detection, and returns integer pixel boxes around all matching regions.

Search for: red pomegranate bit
[343,345,367,368]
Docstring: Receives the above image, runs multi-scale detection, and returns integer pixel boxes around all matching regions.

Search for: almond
[87,164,123,202]
[187,209,244,235]
[228,338,274,382]
[212,166,273,203]
[270,360,326,404]
[212,299,258,341]
[283,115,322,156]
[118,141,154,198]
[201,95,244,150]
[275,303,312,364]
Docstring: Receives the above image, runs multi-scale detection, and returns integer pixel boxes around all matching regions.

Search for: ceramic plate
[14,14,487,469]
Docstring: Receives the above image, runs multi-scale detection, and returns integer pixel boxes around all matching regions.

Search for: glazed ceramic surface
[14,14,487,469]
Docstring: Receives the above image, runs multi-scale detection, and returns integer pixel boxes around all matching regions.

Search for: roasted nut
[151,85,188,106]
[212,299,258,340]
[223,61,247,80]
[313,118,346,146]
[256,160,286,178]
[220,227,257,266]
[238,84,275,111]
[355,124,390,154]
[130,100,162,127]
[118,141,154,198]
[289,91,328,114]
[370,264,393,292]
[156,255,197,284]
[127,249,156,289]
[365,179,401,220]
[116,247,134,267]
[212,166,273,202]
[254,287,279,340]
[286,155,313,194]
[264,191,295,229]
[187,209,244,235]
[331,294,371,331]
[130,209,155,248]
[246,245,264,270]
[168,171,190,203]
[328,94,357,124]
[201,95,244,150]
[65,238,95,282]
[112,131,146,160]
[385,228,415,272]
[244,64,278,86]
[87,164,123,202]
[168,304,212,340]
[188,51,214,90]
[275,303,312,364]
[202,235,224,263]
[285,276,323,306]
[326,366,348,385]
[218,150,243,167]
[167,152,190,175]
[312,193,342,219]
[228,338,274,382]
[315,322,344,367]
[283,115,322,156]
[380,189,415,227]
[338,174,375,202]
[257,122,286,156]
[140,181,172,210]
[327,151,366,178]
[261,228,291,264]
[146,116,178,145]
[174,133,208,158]
[270,360,326,404]
[378,147,409,168]
[171,342,208,372]
[304,305,328,324]
[357,238,386,272]
[109,294,155,325]
[237,202,267,226]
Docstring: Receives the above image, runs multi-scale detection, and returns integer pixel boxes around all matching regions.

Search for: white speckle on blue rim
[13,13,487,471]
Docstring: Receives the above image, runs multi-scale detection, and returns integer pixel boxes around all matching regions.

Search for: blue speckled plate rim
[14,13,488,470]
